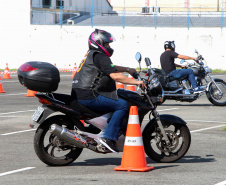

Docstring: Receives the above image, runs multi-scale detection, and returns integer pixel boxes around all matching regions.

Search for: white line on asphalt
[186,120,226,124]
[0,93,27,96]
[0,116,30,117]
[190,125,225,133]
[0,167,35,177]
[158,108,179,112]
[0,110,35,115]
[215,180,226,185]
[1,81,19,83]
[1,129,36,136]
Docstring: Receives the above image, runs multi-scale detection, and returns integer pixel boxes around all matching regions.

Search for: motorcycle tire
[34,115,84,166]
[206,79,226,106]
[143,119,191,163]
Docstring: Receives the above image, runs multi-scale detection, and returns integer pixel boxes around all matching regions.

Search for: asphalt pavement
[0,73,226,185]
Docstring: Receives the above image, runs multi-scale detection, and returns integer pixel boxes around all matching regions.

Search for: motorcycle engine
[182,89,191,94]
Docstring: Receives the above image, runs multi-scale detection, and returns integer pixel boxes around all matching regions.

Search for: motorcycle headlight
[204,66,211,73]
[148,77,160,90]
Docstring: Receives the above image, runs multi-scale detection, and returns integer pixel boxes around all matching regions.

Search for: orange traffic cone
[126,84,136,91]
[24,89,37,97]
[114,106,154,172]
[0,76,6,93]
[3,63,12,79]
[116,82,125,89]
[126,74,136,91]
[70,63,77,78]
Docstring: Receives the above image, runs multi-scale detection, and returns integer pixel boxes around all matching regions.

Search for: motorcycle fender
[142,114,187,135]
[206,78,223,92]
[31,105,55,127]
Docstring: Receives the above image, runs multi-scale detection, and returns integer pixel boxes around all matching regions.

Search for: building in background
[31,0,114,24]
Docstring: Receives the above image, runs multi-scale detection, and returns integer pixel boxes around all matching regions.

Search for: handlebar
[132,72,143,90]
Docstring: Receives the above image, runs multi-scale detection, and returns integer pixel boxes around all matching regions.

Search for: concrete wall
[0,25,226,70]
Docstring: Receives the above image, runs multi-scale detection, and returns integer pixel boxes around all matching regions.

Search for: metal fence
[31,5,226,29]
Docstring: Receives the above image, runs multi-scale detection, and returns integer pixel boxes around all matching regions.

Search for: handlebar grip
[132,72,139,79]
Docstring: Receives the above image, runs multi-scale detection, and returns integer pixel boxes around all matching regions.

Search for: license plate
[32,106,44,122]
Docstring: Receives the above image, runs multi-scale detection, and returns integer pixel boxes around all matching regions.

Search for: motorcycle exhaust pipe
[164,94,196,97]
[50,124,87,148]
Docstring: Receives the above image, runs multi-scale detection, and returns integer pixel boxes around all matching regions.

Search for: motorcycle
[18,52,191,166]
[153,49,226,106]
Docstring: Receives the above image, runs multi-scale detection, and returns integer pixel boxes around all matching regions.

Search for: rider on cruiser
[160,41,202,93]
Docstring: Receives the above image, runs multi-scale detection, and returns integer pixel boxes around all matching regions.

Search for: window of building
[56,0,64,8]
[43,0,51,8]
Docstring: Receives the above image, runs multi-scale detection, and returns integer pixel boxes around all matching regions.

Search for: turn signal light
[38,98,52,105]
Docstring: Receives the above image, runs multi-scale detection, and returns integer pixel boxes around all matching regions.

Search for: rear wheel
[34,115,84,166]
[143,119,191,163]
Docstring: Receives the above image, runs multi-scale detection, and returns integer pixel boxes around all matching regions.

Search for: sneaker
[99,137,119,153]
[193,87,203,94]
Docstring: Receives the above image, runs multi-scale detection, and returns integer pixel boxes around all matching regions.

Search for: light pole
[217,0,219,11]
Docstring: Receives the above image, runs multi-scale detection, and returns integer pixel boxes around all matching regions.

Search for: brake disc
[156,130,179,153]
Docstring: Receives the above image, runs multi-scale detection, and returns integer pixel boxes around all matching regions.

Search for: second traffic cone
[0,76,6,93]
[24,89,37,97]
[126,74,135,91]
[114,106,154,172]
[126,84,136,91]
[3,63,12,79]
[70,63,77,78]
[116,82,125,89]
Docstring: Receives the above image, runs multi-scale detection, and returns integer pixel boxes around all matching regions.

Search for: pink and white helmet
[88,29,115,57]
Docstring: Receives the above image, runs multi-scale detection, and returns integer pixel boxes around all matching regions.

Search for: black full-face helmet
[88,29,115,57]
[164,41,175,51]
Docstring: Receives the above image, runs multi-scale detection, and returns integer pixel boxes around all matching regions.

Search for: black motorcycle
[17,52,191,166]
[153,49,226,106]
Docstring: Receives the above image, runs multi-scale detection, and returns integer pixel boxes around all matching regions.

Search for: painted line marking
[186,120,226,124]
[1,129,36,136]
[0,93,27,96]
[0,116,30,118]
[190,125,225,133]
[0,167,35,177]
[158,108,179,112]
[215,180,226,185]
[1,81,19,83]
[0,110,35,115]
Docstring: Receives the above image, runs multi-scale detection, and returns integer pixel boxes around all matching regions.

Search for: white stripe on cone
[124,136,144,146]
[128,115,140,124]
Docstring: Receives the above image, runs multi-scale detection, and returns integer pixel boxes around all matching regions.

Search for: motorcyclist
[160,41,202,93]
[71,29,146,153]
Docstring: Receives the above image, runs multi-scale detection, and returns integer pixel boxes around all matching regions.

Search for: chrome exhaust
[50,124,87,148]
[164,94,196,97]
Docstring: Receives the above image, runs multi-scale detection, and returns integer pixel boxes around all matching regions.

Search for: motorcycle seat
[48,93,102,117]
[167,75,187,82]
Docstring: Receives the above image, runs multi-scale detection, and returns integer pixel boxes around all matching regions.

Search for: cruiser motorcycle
[153,49,226,106]
[18,52,191,166]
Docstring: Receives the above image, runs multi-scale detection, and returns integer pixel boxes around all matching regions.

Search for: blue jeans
[168,69,197,88]
[77,95,129,141]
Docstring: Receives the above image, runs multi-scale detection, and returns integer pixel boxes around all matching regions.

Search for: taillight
[38,97,52,105]
[19,63,38,72]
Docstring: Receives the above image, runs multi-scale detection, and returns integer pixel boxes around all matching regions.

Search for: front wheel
[34,115,84,166]
[143,119,191,163]
[206,79,226,106]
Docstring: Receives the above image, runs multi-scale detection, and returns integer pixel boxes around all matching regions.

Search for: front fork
[206,74,223,94]
[152,110,171,145]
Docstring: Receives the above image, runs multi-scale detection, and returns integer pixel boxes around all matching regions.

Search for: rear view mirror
[135,52,142,63]
[145,58,151,66]
[195,49,198,54]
